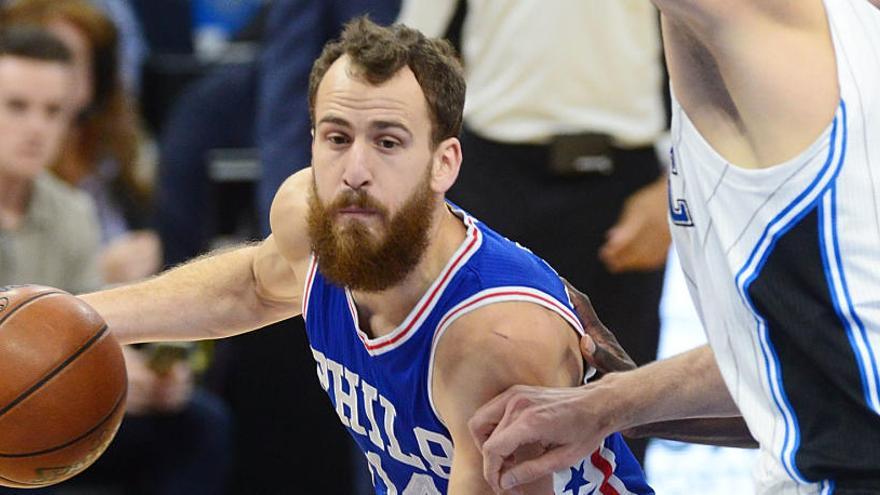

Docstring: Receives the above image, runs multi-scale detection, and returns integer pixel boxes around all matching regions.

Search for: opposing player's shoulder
[269,168,312,261]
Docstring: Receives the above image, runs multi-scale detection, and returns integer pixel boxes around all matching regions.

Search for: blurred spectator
[0,22,97,495]
[0,2,233,494]
[1,0,159,285]
[400,0,670,463]
[0,25,98,294]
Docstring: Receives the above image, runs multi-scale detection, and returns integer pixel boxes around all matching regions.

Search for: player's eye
[377,138,400,149]
[5,98,26,113]
[45,104,62,119]
[327,133,350,145]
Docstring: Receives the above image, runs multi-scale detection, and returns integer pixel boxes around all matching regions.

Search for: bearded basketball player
[77,18,652,494]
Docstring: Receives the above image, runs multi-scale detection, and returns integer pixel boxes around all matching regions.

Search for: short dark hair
[0,25,72,64]
[309,16,465,148]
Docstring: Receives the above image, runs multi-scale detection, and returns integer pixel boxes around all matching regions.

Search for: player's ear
[431,136,462,193]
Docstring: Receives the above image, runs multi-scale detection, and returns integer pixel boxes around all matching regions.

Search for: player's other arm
[81,169,314,345]
[432,301,583,494]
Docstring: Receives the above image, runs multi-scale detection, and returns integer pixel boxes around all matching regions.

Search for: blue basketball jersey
[302,206,652,494]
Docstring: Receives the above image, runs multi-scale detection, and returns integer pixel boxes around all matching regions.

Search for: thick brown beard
[306,170,435,291]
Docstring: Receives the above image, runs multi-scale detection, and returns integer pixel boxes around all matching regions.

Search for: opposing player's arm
[432,301,582,494]
[81,169,315,345]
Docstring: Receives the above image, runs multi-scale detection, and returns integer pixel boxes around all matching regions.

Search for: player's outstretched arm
[470,344,739,491]
[81,169,314,345]
[432,301,583,494]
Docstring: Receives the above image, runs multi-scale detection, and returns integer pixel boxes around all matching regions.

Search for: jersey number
[668,148,694,227]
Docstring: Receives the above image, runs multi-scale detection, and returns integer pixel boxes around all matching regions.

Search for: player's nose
[341,140,373,190]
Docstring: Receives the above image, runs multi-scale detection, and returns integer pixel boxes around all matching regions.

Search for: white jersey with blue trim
[301,206,653,494]
[667,1,880,493]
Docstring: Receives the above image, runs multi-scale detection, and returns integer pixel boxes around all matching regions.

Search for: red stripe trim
[436,289,579,335]
[302,257,319,319]
[362,224,481,351]
[590,448,620,495]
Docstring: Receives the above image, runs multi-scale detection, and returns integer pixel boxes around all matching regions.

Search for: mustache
[327,190,388,216]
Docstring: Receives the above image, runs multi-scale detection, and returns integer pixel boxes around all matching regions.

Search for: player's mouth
[337,207,381,219]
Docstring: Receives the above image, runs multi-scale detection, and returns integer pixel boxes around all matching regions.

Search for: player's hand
[122,346,158,415]
[563,280,636,375]
[469,381,623,492]
[599,177,670,273]
[99,230,163,284]
[153,361,194,413]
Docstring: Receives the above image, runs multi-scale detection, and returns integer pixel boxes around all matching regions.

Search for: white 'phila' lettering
[311,349,454,484]
[413,428,453,478]
[361,380,385,451]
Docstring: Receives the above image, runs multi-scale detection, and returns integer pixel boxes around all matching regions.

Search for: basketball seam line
[0,379,126,460]
[0,324,109,420]
[0,472,27,486]
[0,291,64,327]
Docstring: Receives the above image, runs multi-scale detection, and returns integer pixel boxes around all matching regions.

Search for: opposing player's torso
[302,207,651,494]
[668,1,880,493]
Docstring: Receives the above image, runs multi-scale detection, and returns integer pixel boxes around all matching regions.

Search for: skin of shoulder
[251,168,314,307]
[432,301,583,493]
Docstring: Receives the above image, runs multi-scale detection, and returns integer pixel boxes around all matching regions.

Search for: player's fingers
[598,235,622,262]
[469,387,521,448]
[498,445,580,490]
[606,240,641,272]
[563,280,599,325]
[580,334,597,360]
[593,343,637,372]
[481,423,540,492]
[600,228,637,272]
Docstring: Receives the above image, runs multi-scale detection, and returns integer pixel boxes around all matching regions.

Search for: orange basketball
[0,285,126,488]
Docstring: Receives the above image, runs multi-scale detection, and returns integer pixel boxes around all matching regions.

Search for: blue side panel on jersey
[750,205,880,488]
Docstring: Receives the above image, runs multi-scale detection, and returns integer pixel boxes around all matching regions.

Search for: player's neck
[0,172,33,230]
[350,206,467,338]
